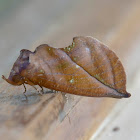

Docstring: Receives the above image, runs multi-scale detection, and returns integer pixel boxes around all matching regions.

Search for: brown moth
[2,36,131,98]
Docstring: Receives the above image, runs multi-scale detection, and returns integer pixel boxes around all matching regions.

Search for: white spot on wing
[69,79,74,83]
[76,65,80,68]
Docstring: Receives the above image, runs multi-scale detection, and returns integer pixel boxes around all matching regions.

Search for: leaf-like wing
[20,37,130,98]
[3,36,130,98]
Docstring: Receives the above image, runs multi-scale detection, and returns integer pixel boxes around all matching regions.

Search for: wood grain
[0,0,139,140]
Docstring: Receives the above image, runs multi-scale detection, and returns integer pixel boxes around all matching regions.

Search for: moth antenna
[23,83,27,100]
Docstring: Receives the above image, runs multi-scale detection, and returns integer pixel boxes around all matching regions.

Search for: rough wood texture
[0,0,139,140]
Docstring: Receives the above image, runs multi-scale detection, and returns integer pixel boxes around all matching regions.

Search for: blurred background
[0,0,140,140]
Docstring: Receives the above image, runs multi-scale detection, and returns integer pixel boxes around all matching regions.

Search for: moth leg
[25,79,42,96]
[38,85,44,94]
[23,84,28,100]
[49,89,54,93]
[31,85,43,95]
[49,89,59,93]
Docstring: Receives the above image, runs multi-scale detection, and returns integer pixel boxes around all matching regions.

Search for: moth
[2,36,131,98]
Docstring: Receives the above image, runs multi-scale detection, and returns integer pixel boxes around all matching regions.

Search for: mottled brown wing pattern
[2,36,131,98]
[62,36,128,95]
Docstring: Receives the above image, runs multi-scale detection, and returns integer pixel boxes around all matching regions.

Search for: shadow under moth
[2,36,131,99]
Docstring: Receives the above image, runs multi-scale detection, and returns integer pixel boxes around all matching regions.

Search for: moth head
[2,74,24,86]
[2,49,32,86]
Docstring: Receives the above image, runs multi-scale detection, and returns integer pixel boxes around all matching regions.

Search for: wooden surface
[0,0,140,140]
